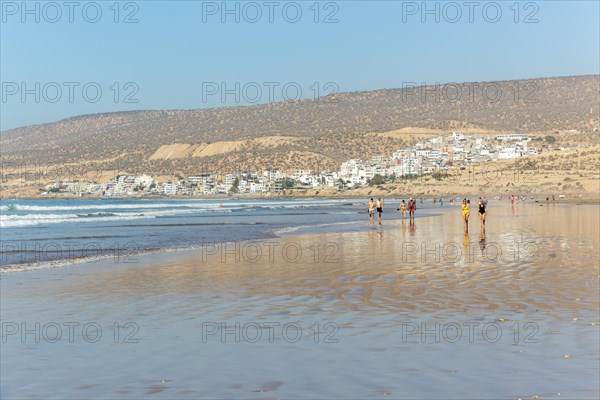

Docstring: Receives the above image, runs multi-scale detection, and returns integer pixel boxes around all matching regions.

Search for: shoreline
[0,206,448,275]
[2,198,598,274]
[2,193,599,204]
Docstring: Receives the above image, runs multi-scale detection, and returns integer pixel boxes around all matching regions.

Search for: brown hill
[1,75,598,179]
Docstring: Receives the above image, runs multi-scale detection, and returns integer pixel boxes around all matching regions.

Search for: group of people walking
[398,198,417,220]
[367,196,488,231]
[368,198,384,222]
[367,197,417,223]
[461,197,487,232]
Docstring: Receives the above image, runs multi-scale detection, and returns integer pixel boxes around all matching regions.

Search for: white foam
[0,246,180,274]
[1,202,217,211]
[274,220,360,236]
[0,199,347,228]
[0,208,218,228]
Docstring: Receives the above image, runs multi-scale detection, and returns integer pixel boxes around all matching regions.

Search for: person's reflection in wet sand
[409,218,416,237]
[368,229,376,244]
[401,218,407,241]
[479,226,486,253]
[368,224,384,242]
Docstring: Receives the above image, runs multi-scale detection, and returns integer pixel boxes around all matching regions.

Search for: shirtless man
[376,198,383,222]
[368,198,375,221]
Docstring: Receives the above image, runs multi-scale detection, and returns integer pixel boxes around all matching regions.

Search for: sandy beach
[2,0,599,398]
[1,201,599,399]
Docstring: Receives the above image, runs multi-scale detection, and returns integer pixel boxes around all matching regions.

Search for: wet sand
[1,203,599,399]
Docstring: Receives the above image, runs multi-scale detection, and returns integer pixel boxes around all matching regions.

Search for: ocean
[0,197,439,273]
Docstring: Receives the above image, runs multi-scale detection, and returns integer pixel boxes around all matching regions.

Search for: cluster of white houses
[44,170,342,197]
[339,132,534,185]
[44,132,538,196]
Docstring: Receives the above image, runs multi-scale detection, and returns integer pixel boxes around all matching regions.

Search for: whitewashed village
[43,132,550,197]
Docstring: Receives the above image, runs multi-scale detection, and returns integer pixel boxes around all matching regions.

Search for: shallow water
[1,202,599,399]
[0,198,437,272]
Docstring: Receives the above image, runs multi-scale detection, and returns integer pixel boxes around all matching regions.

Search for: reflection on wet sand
[479,226,486,253]
[12,204,596,323]
[2,204,599,399]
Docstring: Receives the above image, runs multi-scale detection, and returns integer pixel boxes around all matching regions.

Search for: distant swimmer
[478,197,486,227]
[368,198,375,221]
[462,198,470,232]
[376,198,383,222]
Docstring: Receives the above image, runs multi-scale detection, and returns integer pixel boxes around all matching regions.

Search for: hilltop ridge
[1,75,598,180]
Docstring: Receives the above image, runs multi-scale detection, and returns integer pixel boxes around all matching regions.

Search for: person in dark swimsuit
[478,198,486,227]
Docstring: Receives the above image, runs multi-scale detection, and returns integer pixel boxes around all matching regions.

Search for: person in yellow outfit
[399,200,406,219]
[462,198,470,232]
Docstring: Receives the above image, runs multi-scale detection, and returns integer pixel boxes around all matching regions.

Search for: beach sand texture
[1,203,599,399]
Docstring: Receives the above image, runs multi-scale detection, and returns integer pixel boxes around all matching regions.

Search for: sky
[1,0,599,130]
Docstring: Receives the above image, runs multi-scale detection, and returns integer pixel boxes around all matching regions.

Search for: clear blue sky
[1,0,599,130]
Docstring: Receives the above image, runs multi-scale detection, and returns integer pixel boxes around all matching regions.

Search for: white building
[498,147,518,159]
[162,182,177,195]
[225,174,237,185]
[452,132,465,141]
[134,175,153,188]
[495,134,530,141]
[350,175,366,185]
[391,158,420,176]
[369,155,388,166]
[340,159,362,179]
[249,182,266,193]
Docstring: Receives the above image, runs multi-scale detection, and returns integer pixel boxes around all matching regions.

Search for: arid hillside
[1,75,598,179]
